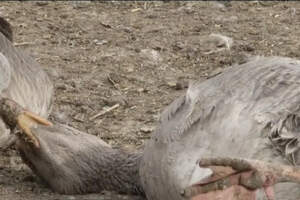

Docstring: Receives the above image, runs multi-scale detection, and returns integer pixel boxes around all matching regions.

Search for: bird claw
[17,111,52,148]
[199,157,279,200]
[183,170,260,200]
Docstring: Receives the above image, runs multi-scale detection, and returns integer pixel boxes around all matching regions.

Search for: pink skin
[188,170,275,200]
[191,185,255,200]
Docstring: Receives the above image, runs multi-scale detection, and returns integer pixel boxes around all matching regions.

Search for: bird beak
[17,111,52,148]
[0,98,52,148]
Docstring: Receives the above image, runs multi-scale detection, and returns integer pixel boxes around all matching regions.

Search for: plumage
[3,56,300,199]
[0,17,53,149]
[141,56,300,200]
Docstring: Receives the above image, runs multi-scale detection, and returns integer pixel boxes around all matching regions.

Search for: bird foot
[183,170,260,200]
[182,157,300,200]
[17,111,52,148]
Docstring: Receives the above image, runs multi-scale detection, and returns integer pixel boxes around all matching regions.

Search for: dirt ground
[1,1,300,200]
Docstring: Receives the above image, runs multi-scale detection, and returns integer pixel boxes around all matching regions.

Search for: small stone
[175,79,189,90]
[59,14,69,19]
[244,45,255,52]
[140,126,154,133]
[35,1,48,6]
[56,84,67,90]
[126,66,134,73]
[137,88,145,93]
[93,39,108,45]
[209,33,233,50]
[167,81,177,88]
[105,95,128,106]
[140,49,163,64]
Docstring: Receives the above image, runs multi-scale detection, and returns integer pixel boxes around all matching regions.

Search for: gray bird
[2,57,300,200]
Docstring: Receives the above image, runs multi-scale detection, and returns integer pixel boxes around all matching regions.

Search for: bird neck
[97,148,145,196]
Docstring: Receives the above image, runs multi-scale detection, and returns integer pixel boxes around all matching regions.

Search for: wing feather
[0,52,11,94]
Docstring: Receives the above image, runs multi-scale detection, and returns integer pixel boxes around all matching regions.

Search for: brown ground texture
[0,1,300,200]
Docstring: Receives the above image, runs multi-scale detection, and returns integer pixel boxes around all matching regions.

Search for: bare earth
[0,1,300,200]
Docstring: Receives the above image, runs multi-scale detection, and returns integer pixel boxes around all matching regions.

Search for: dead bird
[3,57,300,199]
[0,16,53,149]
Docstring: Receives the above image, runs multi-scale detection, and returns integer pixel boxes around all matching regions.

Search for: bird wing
[0,53,13,150]
[0,31,53,117]
[0,52,11,94]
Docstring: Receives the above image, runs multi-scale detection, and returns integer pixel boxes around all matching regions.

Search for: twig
[89,104,120,120]
[131,8,143,12]
[100,22,112,29]
[14,42,35,47]
[107,74,120,90]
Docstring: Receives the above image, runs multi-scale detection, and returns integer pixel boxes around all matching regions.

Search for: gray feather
[0,53,11,94]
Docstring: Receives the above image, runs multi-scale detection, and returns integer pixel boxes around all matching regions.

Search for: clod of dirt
[200,33,233,55]
[242,44,255,52]
[166,77,189,90]
[35,2,48,6]
[140,49,163,65]
[105,95,128,107]
[175,77,189,90]
[56,83,67,90]
[209,33,233,50]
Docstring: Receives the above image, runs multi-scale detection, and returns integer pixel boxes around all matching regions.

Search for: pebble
[140,126,154,133]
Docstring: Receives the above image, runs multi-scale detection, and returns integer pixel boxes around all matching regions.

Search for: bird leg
[0,98,52,148]
[183,157,300,200]
[198,157,300,184]
[183,170,258,200]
